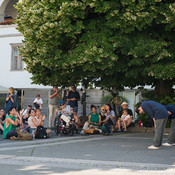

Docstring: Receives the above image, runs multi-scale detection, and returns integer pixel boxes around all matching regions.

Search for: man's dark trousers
[154,118,168,147]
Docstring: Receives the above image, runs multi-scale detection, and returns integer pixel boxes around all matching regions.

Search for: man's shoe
[162,142,173,146]
[148,145,161,150]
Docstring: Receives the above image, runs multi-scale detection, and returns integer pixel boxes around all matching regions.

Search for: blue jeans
[30,128,36,134]
[104,123,111,133]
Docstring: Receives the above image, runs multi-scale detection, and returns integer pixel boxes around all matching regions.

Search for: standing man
[67,85,80,116]
[48,86,61,129]
[162,105,175,146]
[136,100,169,149]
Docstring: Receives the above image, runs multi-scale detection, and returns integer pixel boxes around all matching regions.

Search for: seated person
[116,102,133,128]
[89,105,101,129]
[0,108,6,132]
[3,107,22,139]
[117,109,131,131]
[0,108,6,125]
[28,109,43,134]
[58,101,71,127]
[35,108,51,137]
[22,105,32,127]
[82,105,106,134]
[70,107,83,129]
[103,104,115,134]
[100,106,107,125]
[33,94,43,109]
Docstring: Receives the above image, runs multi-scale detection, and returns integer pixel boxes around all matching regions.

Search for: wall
[0,25,51,89]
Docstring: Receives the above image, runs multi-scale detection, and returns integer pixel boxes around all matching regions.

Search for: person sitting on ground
[28,109,43,134]
[35,108,51,137]
[89,105,102,130]
[82,105,107,134]
[99,106,109,134]
[0,108,6,125]
[33,94,43,110]
[100,106,107,125]
[58,101,71,127]
[22,105,32,128]
[0,108,6,132]
[116,102,133,129]
[103,104,115,133]
[70,107,83,132]
[3,107,22,139]
[117,109,131,132]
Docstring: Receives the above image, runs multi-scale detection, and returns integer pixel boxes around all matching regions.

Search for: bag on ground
[84,128,100,134]
[35,125,47,139]
[15,129,33,140]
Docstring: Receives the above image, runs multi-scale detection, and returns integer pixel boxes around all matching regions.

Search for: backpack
[35,126,47,139]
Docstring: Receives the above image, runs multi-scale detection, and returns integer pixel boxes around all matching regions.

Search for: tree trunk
[155,80,174,96]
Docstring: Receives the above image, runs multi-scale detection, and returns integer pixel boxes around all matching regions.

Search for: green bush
[135,113,153,127]
[0,96,5,108]
[141,90,175,105]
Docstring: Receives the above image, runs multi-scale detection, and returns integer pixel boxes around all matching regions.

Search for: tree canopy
[15,0,175,94]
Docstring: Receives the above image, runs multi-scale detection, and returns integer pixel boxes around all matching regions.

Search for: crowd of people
[0,86,174,150]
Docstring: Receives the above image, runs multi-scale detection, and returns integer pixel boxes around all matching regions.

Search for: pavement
[0,132,175,175]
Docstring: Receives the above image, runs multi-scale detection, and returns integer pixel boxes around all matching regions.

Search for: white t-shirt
[33,98,43,105]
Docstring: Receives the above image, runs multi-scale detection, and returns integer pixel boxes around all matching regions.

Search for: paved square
[0,133,175,175]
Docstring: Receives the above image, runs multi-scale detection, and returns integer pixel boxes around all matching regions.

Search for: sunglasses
[60,103,64,106]
[102,109,106,111]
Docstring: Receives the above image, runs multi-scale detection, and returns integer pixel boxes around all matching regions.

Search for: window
[11,43,23,71]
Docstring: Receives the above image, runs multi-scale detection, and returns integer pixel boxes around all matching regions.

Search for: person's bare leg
[123,120,127,131]
[46,129,52,137]
[117,119,121,131]
[0,124,3,131]
[126,118,132,127]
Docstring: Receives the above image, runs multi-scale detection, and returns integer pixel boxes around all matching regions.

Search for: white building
[0,0,52,114]
[0,0,141,120]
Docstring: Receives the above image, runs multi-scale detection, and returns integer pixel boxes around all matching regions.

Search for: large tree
[15,0,175,95]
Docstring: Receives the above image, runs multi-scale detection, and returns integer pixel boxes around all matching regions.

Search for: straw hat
[121,102,128,106]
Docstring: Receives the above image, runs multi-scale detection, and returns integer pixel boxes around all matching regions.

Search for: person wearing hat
[116,102,133,130]
[58,101,71,127]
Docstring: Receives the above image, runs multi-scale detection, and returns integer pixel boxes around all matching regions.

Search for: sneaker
[80,130,85,134]
[148,145,161,150]
[162,142,173,146]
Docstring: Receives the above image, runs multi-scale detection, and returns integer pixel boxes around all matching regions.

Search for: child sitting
[117,109,131,132]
